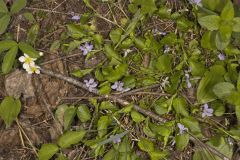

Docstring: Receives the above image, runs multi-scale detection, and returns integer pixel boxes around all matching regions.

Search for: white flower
[111,81,130,92]
[177,123,188,135]
[39,52,44,56]
[218,53,225,61]
[152,29,167,36]
[19,54,36,69]
[25,64,41,74]
[202,104,213,117]
[123,49,132,57]
[161,77,170,88]
[185,73,192,88]
[163,45,170,54]
[84,78,98,91]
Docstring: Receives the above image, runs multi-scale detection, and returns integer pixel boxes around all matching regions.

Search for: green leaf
[103,148,118,160]
[57,130,86,148]
[206,136,233,159]
[173,97,189,117]
[138,138,154,152]
[131,110,145,123]
[38,143,59,160]
[154,98,168,115]
[103,63,128,82]
[97,131,129,147]
[27,24,39,46]
[212,82,235,99]
[0,0,8,13]
[71,68,93,78]
[220,1,234,21]
[215,31,230,50]
[104,44,122,65]
[175,133,189,151]
[0,40,17,53]
[181,117,202,137]
[97,116,111,138]
[197,65,226,103]
[66,24,87,39]
[149,150,169,160]
[56,153,69,160]
[18,42,40,58]
[55,104,68,125]
[189,60,206,77]
[134,0,157,15]
[0,14,10,34]
[233,18,240,32]
[77,104,91,122]
[50,40,61,53]
[155,54,172,73]
[10,0,27,14]
[198,15,220,31]
[0,96,21,127]
[23,12,35,23]
[110,28,123,44]
[200,31,216,50]
[64,106,76,130]
[99,101,118,111]
[2,46,18,74]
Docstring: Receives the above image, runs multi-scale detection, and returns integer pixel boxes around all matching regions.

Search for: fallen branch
[40,68,167,123]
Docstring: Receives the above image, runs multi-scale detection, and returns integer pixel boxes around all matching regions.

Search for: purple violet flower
[79,42,93,55]
[218,53,226,61]
[72,15,81,21]
[202,104,213,118]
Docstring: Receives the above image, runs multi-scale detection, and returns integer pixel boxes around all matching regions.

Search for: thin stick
[40,68,167,123]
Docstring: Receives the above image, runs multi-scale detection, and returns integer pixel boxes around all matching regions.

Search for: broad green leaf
[176,17,193,31]
[110,28,123,44]
[232,17,240,32]
[220,1,234,21]
[200,31,216,50]
[0,40,17,53]
[103,63,128,82]
[98,82,111,95]
[38,143,59,160]
[211,101,225,116]
[138,138,154,152]
[198,15,220,31]
[155,54,172,73]
[131,110,145,123]
[99,101,117,111]
[103,148,118,160]
[104,44,122,65]
[56,153,69,160]
[0,0,8,13]
[0,96,21,127]
[197,65,226,103]
[134,0,157,15]
[97,116,111,138]
[27,24,39,46]
[154,98,168,115]
[55,104,68,125]
[64,106,76,130]
[212,82,235,99]
[206,136,233,159]
[189,60,206,77]
[149,150,169,160]
[57,130,86,148]
[71,68,93,78]
[173,97,189,117]
[181,117,202,137]
[2,46,18,74]
[23,12,35,23]
[77,104,91,122]
[10,0,27,14]
[215,31,230,50]
[193,148,215,160]
[18,42,40,58]
[0,14,10,34]
[175,133,189,151]
[67,24,87,39]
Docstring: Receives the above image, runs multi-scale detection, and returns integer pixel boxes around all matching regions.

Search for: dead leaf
[5,70,35,99]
